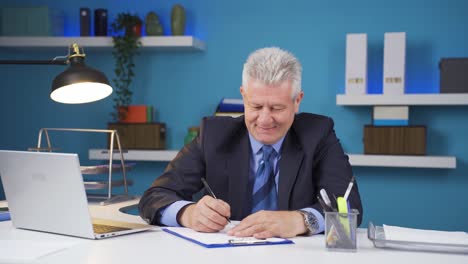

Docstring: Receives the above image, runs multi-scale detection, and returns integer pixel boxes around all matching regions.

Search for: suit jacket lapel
[225,128,251,220]
[277,130,304,210]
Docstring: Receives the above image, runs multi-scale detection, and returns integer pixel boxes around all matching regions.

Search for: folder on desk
[163,227,293,248]
[0,208,10,222]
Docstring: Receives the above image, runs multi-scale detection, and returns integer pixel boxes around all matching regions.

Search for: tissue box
[0,7,64,36]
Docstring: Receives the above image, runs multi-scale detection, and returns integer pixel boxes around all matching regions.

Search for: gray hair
[242,47,302,99]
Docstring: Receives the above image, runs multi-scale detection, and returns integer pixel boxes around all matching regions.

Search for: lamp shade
[50,55,112,104]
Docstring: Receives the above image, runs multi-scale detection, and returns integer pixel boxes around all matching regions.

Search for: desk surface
[0,200,467,264]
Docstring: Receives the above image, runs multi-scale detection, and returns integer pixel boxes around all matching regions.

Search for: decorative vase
[171,4,186,36]
[145,11,163,36]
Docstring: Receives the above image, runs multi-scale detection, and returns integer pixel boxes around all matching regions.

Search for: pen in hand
[200,178,231,223]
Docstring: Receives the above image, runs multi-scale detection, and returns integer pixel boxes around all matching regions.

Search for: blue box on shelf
[0,6,64,36]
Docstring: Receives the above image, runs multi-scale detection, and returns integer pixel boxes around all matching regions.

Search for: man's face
[240,79,303,145]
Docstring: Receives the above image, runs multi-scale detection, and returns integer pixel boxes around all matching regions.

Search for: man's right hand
[178,195,231,232]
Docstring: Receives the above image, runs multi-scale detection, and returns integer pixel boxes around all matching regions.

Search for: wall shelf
[347,154,456,169]
[89,149,456,169]
[0,36,206,51]
[336,94,468,106]
[89,149,178,162]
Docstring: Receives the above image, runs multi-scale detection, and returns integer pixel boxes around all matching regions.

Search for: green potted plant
[110,12,143,121]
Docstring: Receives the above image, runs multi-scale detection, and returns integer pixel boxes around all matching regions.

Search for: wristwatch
[298,210,319,235]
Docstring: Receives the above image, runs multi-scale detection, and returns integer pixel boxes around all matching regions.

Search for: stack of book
[214,98,244,118]
[120,105,154,123]
[372,106,408,126]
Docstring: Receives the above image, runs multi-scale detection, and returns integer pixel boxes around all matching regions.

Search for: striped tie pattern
[251,145,278,213]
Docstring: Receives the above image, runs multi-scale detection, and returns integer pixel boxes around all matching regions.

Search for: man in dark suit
[139,47,362,238]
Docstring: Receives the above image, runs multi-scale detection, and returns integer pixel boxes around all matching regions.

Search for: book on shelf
[214,112,243,118]
[216,98,244,113]
[373,106,409,126]
[119,105,154,123]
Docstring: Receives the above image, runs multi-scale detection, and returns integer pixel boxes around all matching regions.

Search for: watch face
[301,210,318,232]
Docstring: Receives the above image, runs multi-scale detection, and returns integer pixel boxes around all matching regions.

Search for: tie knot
[262,145,276,161]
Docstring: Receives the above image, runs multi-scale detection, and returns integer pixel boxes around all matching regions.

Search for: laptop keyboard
[93,223,131,234]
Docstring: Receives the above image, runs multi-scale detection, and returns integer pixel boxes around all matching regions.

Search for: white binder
[383,32,406,95]
[345,33,367,95]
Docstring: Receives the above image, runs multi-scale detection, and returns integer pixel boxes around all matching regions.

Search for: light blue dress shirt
[158,134,325,235]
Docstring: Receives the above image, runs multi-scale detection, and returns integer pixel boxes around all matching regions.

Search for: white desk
[0,200,466,264]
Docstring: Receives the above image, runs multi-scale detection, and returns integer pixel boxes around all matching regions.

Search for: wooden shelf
[347,154,456,169]
[89,149,178,162]
[336,94,468,106]
[0,36,206,51]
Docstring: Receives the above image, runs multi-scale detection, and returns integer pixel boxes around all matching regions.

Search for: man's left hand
[226,210,307,238]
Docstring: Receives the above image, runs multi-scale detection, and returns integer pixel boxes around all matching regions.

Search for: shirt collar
[248,133,285,155]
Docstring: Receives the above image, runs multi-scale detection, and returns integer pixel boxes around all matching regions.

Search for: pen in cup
[320,189,336,211]
[201,178,231,223]
[317,195,332,212]
[343,176,355,201]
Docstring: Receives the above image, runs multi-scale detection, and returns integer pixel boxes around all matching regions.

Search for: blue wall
[1,0,467,231]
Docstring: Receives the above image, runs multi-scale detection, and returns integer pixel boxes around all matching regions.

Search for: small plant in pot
[110,12,143,121]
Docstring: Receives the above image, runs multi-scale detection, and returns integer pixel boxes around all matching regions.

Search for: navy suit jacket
[139,113,363,225]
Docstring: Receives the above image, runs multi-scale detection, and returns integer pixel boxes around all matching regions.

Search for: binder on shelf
[439,58,468,93]
[345,33,368,95]
[162,226,293,248]
[373,106,409,126]
[383,32,406,95]
[79,8,90,36]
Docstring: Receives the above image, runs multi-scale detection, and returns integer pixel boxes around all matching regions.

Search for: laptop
[0,150,153,239]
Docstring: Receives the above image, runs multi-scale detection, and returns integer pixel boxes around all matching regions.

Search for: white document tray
[367,222,468,254]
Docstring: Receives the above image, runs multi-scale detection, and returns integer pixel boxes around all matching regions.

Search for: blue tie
[251,145,278,213]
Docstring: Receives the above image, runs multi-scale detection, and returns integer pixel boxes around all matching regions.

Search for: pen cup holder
[325,209,359,252]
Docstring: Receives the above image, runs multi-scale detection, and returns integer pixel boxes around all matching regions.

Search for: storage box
[439,58,468,93]
[108,123,166,150]
[364,125,426,155]
[0,7,64,36]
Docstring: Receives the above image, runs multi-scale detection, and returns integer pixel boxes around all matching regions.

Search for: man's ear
[294,91,304,113]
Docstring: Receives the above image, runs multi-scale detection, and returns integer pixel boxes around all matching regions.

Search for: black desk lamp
[0,43,113,104]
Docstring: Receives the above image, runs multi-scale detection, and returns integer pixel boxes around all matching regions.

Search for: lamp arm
[0,59,67,65]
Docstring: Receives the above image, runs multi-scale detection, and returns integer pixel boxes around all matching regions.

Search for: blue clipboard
[162,227,294,248]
